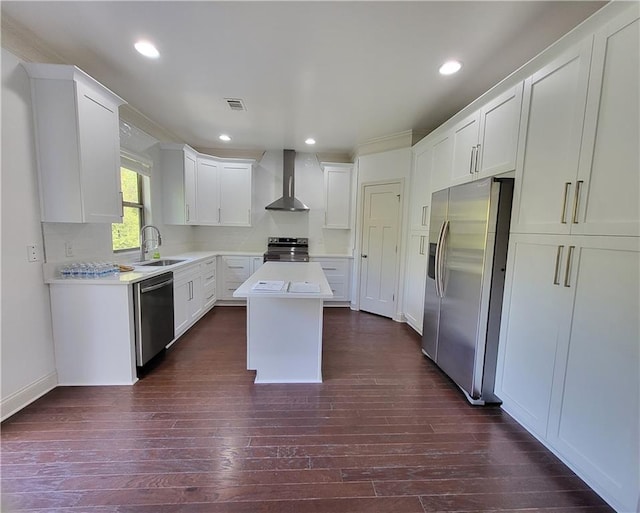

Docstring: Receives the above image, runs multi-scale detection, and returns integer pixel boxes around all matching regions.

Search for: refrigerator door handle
[436,220,450,298]
[434,220,447,297]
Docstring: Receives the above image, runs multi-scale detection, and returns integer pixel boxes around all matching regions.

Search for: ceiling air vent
[225,98,246,111]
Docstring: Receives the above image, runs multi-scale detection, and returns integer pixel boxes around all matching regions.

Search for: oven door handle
[140,279,173,294]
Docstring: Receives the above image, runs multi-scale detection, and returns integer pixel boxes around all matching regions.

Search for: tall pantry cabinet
[495,6,639,513]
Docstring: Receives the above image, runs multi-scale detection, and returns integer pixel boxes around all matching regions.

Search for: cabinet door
[510,40,592,235]
[219,163,251,226]
[574,9,640,237]
[495,234,573,437]
[430,132,453,193]
[324,166,352,229]
[476,83,523,179]
[173,278,191,337]
[189,274,203,322]
[251,257,264,274]
[547,236,639,513]
[76,81,122,223]
[403,233,427,334]
[196,158,219,225]
[409,145,432,231]
[184,151,197,224]
[450,112,480,185]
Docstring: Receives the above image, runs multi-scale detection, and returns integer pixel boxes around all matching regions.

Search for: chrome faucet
[139,225,162,262]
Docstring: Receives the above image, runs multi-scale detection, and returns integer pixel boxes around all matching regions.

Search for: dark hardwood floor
[1,307,614,512]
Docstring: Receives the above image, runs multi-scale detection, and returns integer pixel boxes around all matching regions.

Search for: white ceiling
[2,1,606,154]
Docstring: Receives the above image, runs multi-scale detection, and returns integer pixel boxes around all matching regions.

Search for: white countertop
[233,262,334,299]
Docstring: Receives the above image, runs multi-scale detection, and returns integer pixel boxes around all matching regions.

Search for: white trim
[121,149,152,176]
[1,371,58,421]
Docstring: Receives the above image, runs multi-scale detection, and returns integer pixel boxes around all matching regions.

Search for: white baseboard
[1,371,58,421]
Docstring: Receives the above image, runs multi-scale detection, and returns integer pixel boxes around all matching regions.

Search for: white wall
[352,148,412,319]
[1,48,57,419]
[192,150,352,256]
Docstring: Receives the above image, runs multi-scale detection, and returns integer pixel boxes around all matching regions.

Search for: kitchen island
[233,262,333,383]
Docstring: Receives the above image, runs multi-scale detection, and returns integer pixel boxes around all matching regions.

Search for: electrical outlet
[27,244,39,262]
[65,241,74,257]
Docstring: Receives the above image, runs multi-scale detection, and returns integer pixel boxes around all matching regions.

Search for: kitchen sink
[137,259,186,267]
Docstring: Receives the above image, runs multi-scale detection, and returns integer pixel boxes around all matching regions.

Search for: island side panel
[248,296,323,383]
[50,284,137,385]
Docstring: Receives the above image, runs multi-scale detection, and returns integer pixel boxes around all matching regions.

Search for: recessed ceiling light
[219,134,231,142]
[134,40,159,59]
[439,60,462,75]
[305,138,316,145]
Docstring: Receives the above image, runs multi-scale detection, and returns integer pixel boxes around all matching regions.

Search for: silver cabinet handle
[469,146,476,175]
[419,235,426,255]
[186,204,190,222]
[564,246,575,287]
[119,191,124,218]
[561,182,571,224]
[572,180,583,224]
[553,245,564,285]
[421,206,428,226]
[474,144,481,173]
[218,207,221,223]
[323,267,338,271]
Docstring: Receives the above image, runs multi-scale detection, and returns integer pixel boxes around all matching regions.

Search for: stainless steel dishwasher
[133,272,175,367]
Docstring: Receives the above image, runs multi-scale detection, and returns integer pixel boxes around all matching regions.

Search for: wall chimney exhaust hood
[265,149,309,212]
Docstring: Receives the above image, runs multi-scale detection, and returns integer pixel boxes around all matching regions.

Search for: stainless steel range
[264,237,309,262]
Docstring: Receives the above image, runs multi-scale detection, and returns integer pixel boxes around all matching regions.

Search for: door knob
[361,254,368,258]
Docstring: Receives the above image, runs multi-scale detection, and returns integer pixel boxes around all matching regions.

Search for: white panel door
[403,232,427,334]
[184,152,197,224]
[547,236,639,513]
[510,40,592,234]
[574,9,640,237]
[359,182,402,318]
[476,82,523,179]
[76,82,122,223]
[430,132,453,193]
[219,163,251,226]
[450,112,480,185]
[196,158,219,225]
[495,233,573,437]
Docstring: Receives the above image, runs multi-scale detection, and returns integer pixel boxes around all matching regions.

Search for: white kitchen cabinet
[546,236,639,513]
[321,163,353,229]
[450,83,523,186]
[161,147,252,226]
[201,256,217,311]
[495,233,574,437]
[409,144,432,231]
[219,163,252,226]
[510,40,593,235]
[160,144,198,225]
[220,256,253,300]
[402,232,427,334]
[196,156,220,224]
[311,257,352,303]
[23,63,126,223]
[497,234,640,513]
[173,263,203,338]
[429,131,453,194]
[573,8,639,237]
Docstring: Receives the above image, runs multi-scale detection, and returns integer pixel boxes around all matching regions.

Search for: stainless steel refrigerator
[422,177,513,404]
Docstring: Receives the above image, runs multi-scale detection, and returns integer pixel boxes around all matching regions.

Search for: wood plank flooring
[1,307,614,512]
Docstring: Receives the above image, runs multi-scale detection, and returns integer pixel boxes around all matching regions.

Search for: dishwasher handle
[140,279,173,294]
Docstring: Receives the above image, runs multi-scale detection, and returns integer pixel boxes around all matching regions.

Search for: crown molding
[355,129,429,157]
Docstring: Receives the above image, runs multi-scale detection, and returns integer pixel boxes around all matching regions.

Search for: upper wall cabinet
[573,9,639,237]
[429,131,453,194]
[450,83,523,186]
[160,144,252,226]
[23,63,126,223]
[322,163,353,229]
[510,40,593,235]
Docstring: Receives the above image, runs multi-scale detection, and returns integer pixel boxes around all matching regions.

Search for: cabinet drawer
[203,283,216,309]
[314,259,349,277]
[326,280,347,300]
[173,263,201,283]
[222,257,251,280]
[202,268,216,288]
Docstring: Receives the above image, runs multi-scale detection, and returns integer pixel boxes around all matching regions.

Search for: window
[112,152,151,252]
